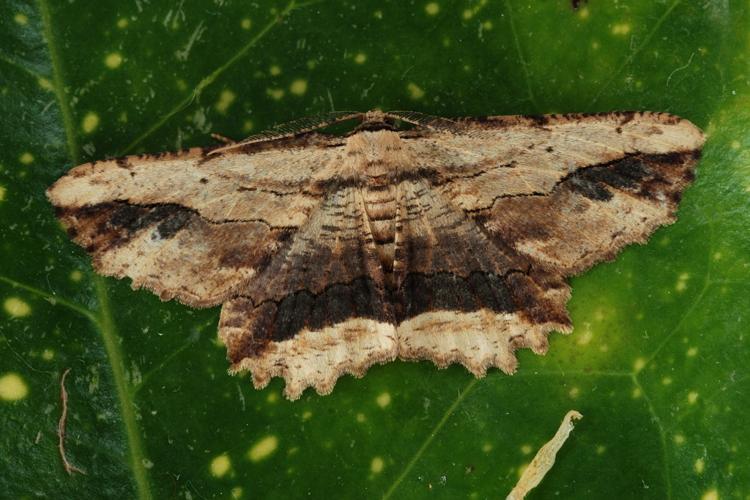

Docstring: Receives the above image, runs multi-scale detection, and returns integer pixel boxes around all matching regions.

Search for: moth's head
[353,110,398,133]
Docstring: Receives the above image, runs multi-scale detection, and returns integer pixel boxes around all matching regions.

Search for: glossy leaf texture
[1,1,748,498]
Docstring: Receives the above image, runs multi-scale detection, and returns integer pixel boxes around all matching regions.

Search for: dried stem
[58,368,86,475]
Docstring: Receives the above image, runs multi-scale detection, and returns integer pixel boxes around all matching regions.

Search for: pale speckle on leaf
[82,112,100,134]
[4,297,31,318]
[210,454,231,477]
[425,2,440,16]
[694,458,705,474]
[611,23,632,36]
[0,373,29,401]
[289,79,308,96]
[248,435,278,462]
[267,88,284,101]
[105,52,123,69]
[354,52,367,64]
[407,82,425,100]
[376,392,391,408]
[215,89,236,114]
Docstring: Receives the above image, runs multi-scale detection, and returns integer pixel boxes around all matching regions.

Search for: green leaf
[1,1,748,498]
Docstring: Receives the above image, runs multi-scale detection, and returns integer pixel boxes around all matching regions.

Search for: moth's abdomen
[362,184,398,282]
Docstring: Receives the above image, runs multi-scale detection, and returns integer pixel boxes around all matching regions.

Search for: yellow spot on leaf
[675,272,689,292]
[425,2,440,15]
[302,410,312,421]
[231,487,243,499]
[611,23,632,36]
[248,435,278,462]
[267,88,284,100]
[266,392,278,404]
[41,349,54,361]
[687,347,698,357]
[356,413,366,423]
[14,13,29,25]
[117,18,128,29]
[701,489,718,500]
[215,89,236,114]
[370,456,384,474]
[210,454,231,477]
[241,18,252,30]
[596,445,606,455]
[673,434,685,445]
[730,140,740,149]
[631,387,642,399]
[354,52,367,64]
[82,112,100,134]
[376,392,391,408]
[0,185,5,202]
[694,458,705,474]
[578,7,590,19]
[70,270,83,282]
[19,152,34,165]
[568,387,580,399]
[407,82,425,100]
[38,77,54,91]
[373,10,383,19]
[4,297,31,318]
[577,326,592,345]
[520,444,533,455]
[105,52,123,69]
[633,357,646,373]
[661,376,672,386]
[242,120,254,133]
[269,65,282,76]
[0,373,28,401]
[289,79,308,96]
[462,9,473,20]
[482,20,493,30]
[688,391,699,404]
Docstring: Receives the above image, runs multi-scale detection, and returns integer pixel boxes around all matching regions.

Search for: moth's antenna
[209,111,363,155]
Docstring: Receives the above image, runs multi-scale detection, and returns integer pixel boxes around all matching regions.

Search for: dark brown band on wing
[221,269,570,362]
[472,150,699,278]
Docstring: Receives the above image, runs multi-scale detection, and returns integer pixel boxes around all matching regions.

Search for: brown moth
[47,110,704,400]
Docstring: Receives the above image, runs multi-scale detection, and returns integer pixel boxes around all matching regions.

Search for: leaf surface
[1,1,748,498]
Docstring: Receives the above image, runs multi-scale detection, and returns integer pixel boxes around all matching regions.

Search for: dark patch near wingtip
[567,176,613,201]
[155,210,191,239]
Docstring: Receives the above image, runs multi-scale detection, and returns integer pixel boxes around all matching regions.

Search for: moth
[47,110,704,400]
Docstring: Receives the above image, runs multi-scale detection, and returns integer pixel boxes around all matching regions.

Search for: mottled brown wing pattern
[47,111,704,400]
[219,186,398,399]
[47,135,344,307]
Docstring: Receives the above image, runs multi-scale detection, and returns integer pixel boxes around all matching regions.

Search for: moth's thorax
[344,129,409,178]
